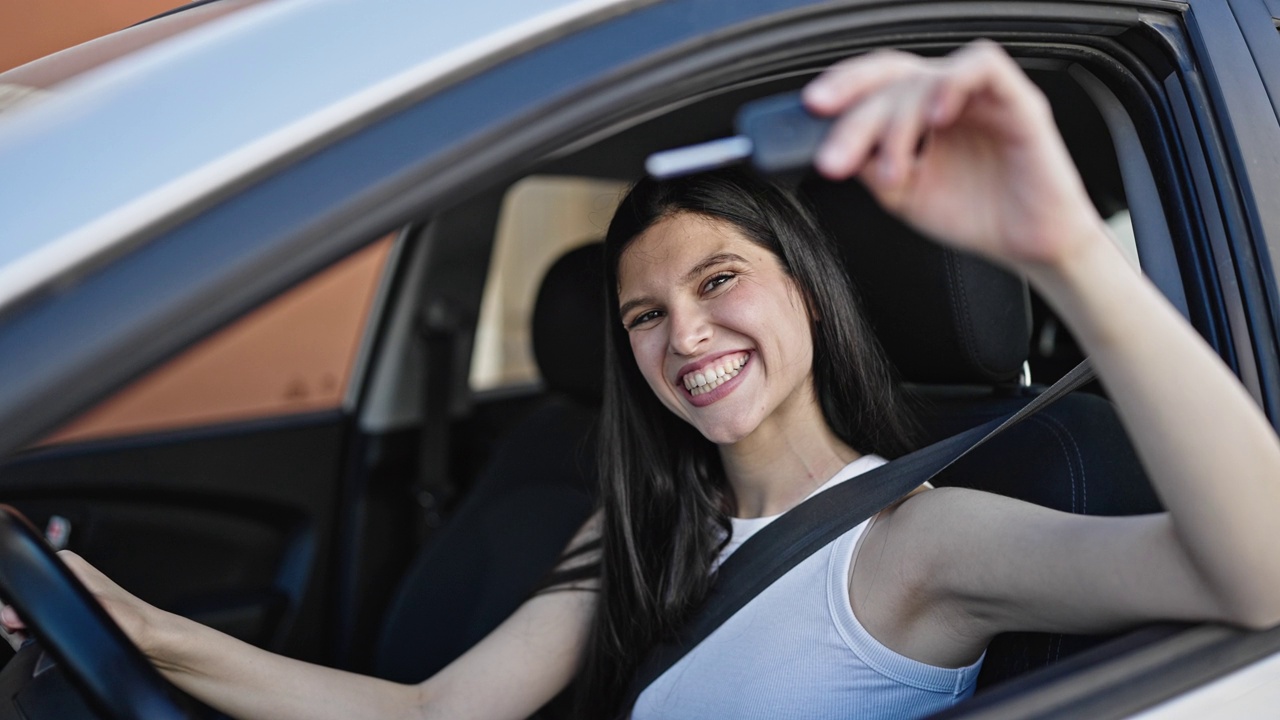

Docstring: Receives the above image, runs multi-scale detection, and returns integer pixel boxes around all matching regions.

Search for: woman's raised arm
[803,41,1280,639]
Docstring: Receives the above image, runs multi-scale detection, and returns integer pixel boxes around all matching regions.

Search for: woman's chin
[692,416,757,446]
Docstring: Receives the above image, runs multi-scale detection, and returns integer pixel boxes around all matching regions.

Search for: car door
[0,236,396,665]
[1098,0,1280,715]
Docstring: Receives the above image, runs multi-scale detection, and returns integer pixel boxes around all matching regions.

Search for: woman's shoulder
[850,486,1007,666]
[872,485,1035,564]
[857,486,1030,612]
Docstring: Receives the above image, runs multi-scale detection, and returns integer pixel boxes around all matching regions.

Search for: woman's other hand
[0,603,28,651]
[0,550,161,658]
[803,40,1106,272]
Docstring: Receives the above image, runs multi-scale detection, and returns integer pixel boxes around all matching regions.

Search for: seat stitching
[1022,413,1089,670]
[1027,415,1080,514]
[1032,413,1088,514]
[945,253,993,377]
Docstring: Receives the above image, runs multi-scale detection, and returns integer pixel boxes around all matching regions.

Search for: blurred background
[1,0,182,72]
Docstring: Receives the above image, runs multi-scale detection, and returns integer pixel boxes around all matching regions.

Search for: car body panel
[1128,650,1280,719]
[1181,0,1280,418]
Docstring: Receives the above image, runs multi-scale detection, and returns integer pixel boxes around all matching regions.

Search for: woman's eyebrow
[618,295,652,320]
[683,252,747,283]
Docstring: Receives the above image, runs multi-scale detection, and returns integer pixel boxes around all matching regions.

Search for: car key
[645,91,835,179]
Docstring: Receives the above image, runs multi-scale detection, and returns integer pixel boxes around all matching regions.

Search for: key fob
[736,92,835,175]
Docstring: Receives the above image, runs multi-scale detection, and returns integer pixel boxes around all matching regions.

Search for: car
[0,0,1279,717]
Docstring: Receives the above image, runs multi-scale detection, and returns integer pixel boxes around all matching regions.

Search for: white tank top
[632,455,984,720]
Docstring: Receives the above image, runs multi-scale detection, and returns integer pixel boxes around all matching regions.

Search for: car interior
[340,60,1166,715]
[0,23,1195,718]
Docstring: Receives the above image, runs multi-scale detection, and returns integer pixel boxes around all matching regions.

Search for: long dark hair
[576,169,915,718]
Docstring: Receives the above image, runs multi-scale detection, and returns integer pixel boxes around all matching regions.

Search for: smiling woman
[589,169,917,717]
[620,214,818,441]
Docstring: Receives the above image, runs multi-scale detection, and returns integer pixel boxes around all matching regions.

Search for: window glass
[470,176,625,391]
[41,236,395,445]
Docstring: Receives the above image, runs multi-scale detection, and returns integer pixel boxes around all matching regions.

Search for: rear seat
[372,243,604,684]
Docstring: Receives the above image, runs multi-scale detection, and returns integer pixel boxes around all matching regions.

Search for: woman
[7,41,1280,720]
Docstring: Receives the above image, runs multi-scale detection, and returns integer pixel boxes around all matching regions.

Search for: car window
[469,175,625,392]
[38,236,395,445]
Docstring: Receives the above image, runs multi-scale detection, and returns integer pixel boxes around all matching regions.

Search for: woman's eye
[627,310,662,329]
[703,273,735,293]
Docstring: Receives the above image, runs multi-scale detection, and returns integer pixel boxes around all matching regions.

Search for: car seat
[800,177,1163,688]
[372,243,604,684]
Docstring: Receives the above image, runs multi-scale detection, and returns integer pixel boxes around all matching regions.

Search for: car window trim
[1180,0,1280,420]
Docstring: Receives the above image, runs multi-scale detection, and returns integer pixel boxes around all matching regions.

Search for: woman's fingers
[803,49,924,116]
[1,604,28,652]
[812,73,939,185]
[0,604,24,630]
[0,552,93,651]
[814,90,895,178]
[806,49,946,182]
[926,40,1049,135]
[805,41,1053,183]
[867,78,937,195]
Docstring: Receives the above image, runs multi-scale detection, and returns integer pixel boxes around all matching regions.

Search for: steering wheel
[0,505,198,719]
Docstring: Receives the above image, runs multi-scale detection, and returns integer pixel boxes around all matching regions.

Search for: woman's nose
[667,305,712,356]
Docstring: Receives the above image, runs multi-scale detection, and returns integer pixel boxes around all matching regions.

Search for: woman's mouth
[678,351,751,403]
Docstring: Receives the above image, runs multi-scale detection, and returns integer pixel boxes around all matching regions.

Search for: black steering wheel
[0,505,198,719]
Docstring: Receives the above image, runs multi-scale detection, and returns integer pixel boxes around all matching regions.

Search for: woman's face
[617,211,819,446]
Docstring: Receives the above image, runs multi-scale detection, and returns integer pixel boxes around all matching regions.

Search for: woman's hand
[0,550,162,659]
[803,40,1106,272]
[806,42,1280,635]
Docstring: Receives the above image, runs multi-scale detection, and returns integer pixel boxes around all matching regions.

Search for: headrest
[532,242,606,405]
[801,178,1031,385]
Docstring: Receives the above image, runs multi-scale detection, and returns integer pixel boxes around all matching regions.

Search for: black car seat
[801,177,1163,688]
[372,243,605,684]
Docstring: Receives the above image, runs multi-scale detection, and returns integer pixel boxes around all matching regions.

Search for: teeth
[682,354,749,396]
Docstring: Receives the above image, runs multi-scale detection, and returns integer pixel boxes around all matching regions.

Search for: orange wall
[42,237,395,445]
[0,0,180,72]
[10,0,399,447]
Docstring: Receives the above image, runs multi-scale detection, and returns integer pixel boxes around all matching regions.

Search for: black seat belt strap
[627,360,1096,705]
[414,299,462,545]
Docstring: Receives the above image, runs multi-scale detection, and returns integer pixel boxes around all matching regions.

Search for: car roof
[0,0,632,316]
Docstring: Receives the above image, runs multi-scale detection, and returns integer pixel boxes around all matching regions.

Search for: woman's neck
[719,400,860,519]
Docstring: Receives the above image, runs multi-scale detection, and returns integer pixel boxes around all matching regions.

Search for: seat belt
[413,299,462,546]
[626,360,1097,706]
